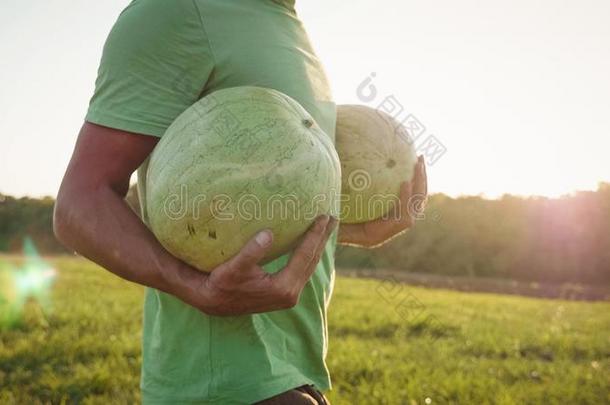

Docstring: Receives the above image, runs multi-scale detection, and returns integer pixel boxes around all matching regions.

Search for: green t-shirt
[86,0,336,403]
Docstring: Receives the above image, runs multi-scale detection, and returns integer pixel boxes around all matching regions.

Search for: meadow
[0,256,608,404]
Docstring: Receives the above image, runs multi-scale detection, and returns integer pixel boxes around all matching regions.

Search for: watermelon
[146,86,341,272]
[335,104,418,223]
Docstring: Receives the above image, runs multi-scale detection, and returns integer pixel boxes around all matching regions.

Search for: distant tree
[0,195,66,253]
[336,183,610,284]
[2,183,610,284]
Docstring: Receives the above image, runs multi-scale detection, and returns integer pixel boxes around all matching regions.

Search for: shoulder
[99,0,211,75]
[108,0,203,40]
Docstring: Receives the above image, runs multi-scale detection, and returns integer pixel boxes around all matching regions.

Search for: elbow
[53,191,78,249]
[53,199,69,248]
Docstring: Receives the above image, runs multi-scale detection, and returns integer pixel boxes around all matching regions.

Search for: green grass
[1,256,609,404]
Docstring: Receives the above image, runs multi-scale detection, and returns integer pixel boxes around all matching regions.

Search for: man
[54,0,427,403]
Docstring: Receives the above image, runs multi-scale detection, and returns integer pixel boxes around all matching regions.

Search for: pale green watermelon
[336,104,418,223]
[146,86,341,272]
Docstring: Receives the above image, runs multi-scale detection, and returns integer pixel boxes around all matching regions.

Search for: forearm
[53,183,200,298]
[337,223,369,247]
[337,221,406,249]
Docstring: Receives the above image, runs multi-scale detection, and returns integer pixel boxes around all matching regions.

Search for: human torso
[138,1,337,403]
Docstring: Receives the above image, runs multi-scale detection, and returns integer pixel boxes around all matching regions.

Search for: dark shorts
[253,385,329,405]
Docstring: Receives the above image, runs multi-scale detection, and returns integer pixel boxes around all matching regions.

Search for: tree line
[1,183,609,284]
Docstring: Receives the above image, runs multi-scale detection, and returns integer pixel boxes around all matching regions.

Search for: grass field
[1,256,609,404]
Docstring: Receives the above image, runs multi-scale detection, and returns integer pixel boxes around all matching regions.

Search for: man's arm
[54,122,337,315]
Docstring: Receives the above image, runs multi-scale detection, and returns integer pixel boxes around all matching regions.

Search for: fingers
[229,229,274,270]
[393,181,413,224]
[399,180,414,205]
[412,156,428,215]
[387,160,421,226]
[304,216,338,271]
[398,156,427,221]
[296,215,338,279]
[288,215,329,270]
[204,217,338,316]
[413,155,427,197]
[275,215,337,288]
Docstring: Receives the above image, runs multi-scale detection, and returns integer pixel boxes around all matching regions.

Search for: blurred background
[1,0,609,404]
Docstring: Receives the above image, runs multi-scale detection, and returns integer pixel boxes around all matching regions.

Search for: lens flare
[0,237,56,328]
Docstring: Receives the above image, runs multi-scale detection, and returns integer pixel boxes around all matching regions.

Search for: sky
[1,0,609,198]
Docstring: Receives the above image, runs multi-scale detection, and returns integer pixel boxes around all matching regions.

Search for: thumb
[229,229,274,270]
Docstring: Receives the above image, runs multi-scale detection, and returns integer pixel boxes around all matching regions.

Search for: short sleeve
[85,0,214,137]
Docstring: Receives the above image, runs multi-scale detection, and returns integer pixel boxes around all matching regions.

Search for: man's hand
[338,155,428,248]
[176,215,337,316]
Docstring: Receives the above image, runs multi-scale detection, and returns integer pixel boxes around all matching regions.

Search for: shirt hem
[141,373,330,405]
[85,109,165,138]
